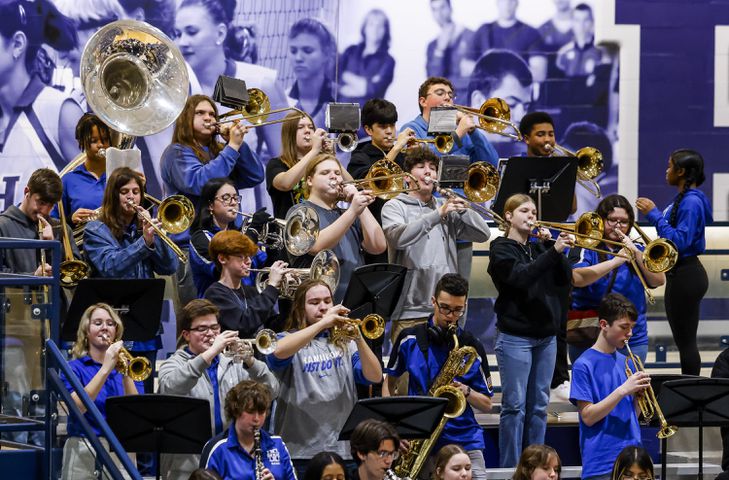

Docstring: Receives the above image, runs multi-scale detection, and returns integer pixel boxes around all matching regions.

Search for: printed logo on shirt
[267,448,281,465]
[301,351,345,374]
[486,375,493,391]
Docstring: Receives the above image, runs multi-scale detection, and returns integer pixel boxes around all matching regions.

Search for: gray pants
[61,436,135,480]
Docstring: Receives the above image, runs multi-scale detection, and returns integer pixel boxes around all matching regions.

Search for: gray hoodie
[157,348,280,480]
[381,193,490,319]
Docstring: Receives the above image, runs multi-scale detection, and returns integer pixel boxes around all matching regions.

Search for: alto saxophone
[254,428,265,480]
[393,325,477,479]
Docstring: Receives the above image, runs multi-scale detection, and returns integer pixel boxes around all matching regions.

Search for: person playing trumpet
[60,303,143,480]
[157,299,279,480]
[203,230,287,339]
[84,167,178,393]
[266,279,382,477]
[569,293,647,480]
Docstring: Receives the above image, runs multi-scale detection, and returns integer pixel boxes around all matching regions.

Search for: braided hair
[668,149,705,227]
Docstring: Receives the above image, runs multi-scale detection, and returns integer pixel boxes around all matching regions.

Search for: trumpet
[330,314,385,343]
[102,333,151,381]
[341,159,421,200]
[206,89,306,129]
[624,341,677,439]
[223,329,277,360]
[252,249,340,299]
[406,134,454,154]
[544,143,604,198]
[452,98,523,140]
[127,199,189,263]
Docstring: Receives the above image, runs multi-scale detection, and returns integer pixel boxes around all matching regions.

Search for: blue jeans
[568,343,648,366]
[495,332,556,468]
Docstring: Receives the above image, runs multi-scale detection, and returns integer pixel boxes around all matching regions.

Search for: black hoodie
[487,236,572,338]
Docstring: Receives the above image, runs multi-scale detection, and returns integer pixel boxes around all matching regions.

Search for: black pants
[551,314,569,388]
[665,256,708,376]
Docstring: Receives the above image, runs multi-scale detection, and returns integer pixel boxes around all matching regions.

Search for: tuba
[393,325,477,480]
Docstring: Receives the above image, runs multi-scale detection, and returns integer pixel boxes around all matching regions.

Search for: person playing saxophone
[384,274,493,480]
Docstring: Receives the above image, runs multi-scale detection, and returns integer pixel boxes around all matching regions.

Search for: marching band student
[381,147,490,343]
[569,195,665,365]
[512,444,562,480]
[487,193,573,468]
[266,111,327,221]
[385,274,493,480]
[60,303,143,480]
[349,419,401,480]
[303,452,349,480]
[433,445,473,480]
[189,177,268,297]
[609,446,654,480]
[570,293,647,480]
[266,279,382,477]
[291,154,386,302]
[203,230,287,338]
[200,380,296,480]
[636,148,712,376]
[158,299,279,480]
[83,167,178,393]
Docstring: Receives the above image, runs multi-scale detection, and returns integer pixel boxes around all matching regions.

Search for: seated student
[609,445,654,480]
[267,279,382,476]
[511,444,561,480]
[570,293,650,480]
[199,380,296,480]
[188,469,223,480]
[349,419,401,480]
[157,299,280,480]
[433,445,473,480]
[303,452,349,480]
[203,230,287,338]
[60,303,143,480]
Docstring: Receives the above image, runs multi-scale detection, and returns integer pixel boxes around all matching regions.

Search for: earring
[215,40,222,46]
[12,52,19,60]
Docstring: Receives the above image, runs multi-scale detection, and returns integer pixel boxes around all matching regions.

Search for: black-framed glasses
[188,324,221,334]
[215,194,241,204]
[435,300,465,317]
[374,450,400,460]
[427,88,456,100]
[620,475,653,480]
[605,218,629,227]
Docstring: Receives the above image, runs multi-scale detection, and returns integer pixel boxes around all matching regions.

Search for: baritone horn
[545,143,604,198]
[223,329,278,360]
[209,88,306,129]
[452,98,523,140]
[252,249,340,298]
[238,204,320,257]
[342,159,421,200]
[624,342,678,439]
[330,314,385,343]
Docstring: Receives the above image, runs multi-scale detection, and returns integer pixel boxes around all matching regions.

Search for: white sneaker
[550,380,571,403]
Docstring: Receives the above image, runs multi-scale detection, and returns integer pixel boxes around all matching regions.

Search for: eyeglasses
[605,218,629,227]
[435,301,465,318]
[188,324,221,334]
[620,475,653,480]
[215,194,241,204]
[374,450,400,460]
[427,88,456,100]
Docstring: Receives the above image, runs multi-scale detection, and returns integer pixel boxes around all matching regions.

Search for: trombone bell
[213,89,306,129]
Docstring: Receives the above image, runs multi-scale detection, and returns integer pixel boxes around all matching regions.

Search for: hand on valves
[266,260,289,289]
[438,196,468,218]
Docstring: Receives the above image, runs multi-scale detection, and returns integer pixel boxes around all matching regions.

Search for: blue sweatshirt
[645,188,712,258]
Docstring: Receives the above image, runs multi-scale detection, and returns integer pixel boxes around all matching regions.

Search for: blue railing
[45,339,142,480]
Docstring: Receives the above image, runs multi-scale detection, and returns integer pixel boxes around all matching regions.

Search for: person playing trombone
[203,230,287,339]
[569,293,647,480]
[157,299,279,480]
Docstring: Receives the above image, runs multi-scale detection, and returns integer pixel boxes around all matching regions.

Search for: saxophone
[254,428,265,480]
[393,325,478,480]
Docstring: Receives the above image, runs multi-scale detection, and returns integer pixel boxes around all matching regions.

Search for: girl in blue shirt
[60,303,143,480]
[637,149,713,375]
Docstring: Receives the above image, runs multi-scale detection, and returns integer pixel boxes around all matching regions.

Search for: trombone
[127,199,190,263]
[330,314,385,343]
[630,224,678,273]
[341,159,421,200]
[406,135,454,154]
[545,143,604,198]
[624,341,678,439]
[207,88,306,129]
[251,249,340,299]
[56,202,91,288]
[437,162,508,229]
[223,329,277,360]
[452,97,523,141]
[532,212,658,304]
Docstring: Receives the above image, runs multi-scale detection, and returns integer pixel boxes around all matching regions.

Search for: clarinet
[254,428,265,480]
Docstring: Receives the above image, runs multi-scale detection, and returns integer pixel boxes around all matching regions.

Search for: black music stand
[338,396,448,440]
[659,378,729,479]
[62,279,165,342]
[342,264,408,321]
[106,394,212,480]
[492,156,577,221]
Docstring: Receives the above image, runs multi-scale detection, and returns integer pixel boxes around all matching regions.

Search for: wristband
[465,386,471,398]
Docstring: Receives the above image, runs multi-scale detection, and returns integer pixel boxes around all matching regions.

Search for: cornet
[223,329,277,361]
